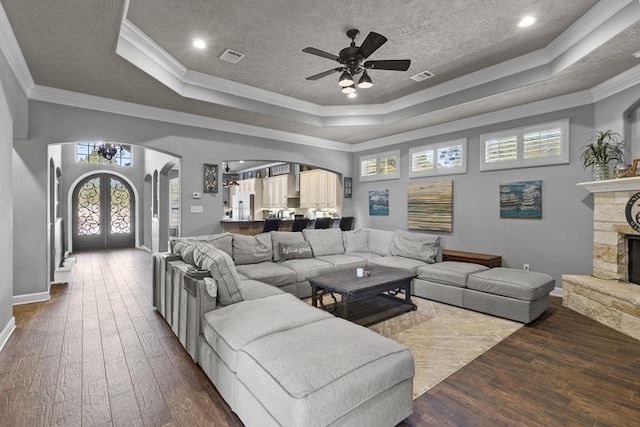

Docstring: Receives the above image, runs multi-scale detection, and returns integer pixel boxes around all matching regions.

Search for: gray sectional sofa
[152,227,554,426]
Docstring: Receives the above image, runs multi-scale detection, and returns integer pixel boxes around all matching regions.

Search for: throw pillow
[193,244,243,305]
[343,229,369,253]
[390,229,441,263]
[270,231,306,262]
[279,242,313,261]
[232,233,273,265]
[363,228,395,256]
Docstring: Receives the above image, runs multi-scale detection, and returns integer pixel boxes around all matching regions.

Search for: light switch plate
[192,192,201,199]
[190,205,203,213]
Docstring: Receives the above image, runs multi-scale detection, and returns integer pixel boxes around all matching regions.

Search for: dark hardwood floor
[1,248,639,426]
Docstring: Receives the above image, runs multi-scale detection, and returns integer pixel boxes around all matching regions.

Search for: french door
[72,174,135,251]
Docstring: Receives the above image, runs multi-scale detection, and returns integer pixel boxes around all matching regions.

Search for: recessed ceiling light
[517,16,537,28]
[193,39,207,49]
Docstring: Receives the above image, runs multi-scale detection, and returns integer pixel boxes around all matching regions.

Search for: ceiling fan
[303,29,411,96]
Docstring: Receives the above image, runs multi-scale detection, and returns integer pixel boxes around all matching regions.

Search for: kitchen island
[220,218,337,235]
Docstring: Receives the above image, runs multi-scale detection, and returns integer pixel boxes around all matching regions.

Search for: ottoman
[413,261,489,306]
[234,317,415,427]
[465,268,555,323]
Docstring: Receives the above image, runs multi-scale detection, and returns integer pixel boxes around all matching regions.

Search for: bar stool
[291,217,308,232]
[263,218,281,232]
[339,216,355,231]
[314,217,333,229]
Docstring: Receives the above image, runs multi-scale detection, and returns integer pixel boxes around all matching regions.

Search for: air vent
[219,49,245,64]
[410,70,434,82]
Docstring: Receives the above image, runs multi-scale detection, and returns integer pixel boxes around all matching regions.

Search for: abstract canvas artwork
[499,181,542,218]
[407,181,453,232]
[369,190,389,216]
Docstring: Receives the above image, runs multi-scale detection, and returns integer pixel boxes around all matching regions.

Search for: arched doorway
[72,173,136,251]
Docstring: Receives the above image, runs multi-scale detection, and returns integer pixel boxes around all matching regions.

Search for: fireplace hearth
[563,177,640,341]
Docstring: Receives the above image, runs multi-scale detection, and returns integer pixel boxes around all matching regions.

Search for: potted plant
[580,130,626,181]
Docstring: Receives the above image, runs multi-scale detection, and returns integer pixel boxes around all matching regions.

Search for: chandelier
[96,143,122,160]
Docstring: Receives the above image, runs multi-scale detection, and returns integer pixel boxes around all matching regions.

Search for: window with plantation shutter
[359,150,400,181]
[480,119,569,171]
[409,139,467,177]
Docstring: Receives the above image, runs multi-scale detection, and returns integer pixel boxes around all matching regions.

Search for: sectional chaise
[152,227,554,426]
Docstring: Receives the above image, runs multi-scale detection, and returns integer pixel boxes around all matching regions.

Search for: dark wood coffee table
[308,266,417,326]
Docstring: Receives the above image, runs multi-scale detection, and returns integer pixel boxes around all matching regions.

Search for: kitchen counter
[220,218,338,235]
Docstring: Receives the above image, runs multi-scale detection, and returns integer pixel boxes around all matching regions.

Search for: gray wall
[0,44,27,345]
[353,105,596,287]
[11,101,353,298]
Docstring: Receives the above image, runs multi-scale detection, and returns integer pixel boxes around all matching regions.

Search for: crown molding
[591,64,640,102]
[29,85,353,152]
[547,0,633,60]
[0,3,34,96]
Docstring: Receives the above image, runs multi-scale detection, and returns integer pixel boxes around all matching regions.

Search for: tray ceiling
[1,0,639,145]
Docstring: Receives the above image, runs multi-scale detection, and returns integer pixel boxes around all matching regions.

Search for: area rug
[307,295,522,399]
[369,297,522,399]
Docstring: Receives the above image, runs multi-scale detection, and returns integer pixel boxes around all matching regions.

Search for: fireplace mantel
[577,176,640,193]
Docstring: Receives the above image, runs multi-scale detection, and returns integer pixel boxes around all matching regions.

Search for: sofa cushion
[235,261,298,288]
[236,317,414,426]
[270,231,306,262]
[279,241,313,261]
[391,229,440,263]
[314,254,367,271]
[363,228,395,256]
[239,279,285,301]
[303,228,345,256]
[368,256,427,274]
[466,268,555,301]
[416,261,488,288]
[233,233,273,265]
[194,245,243,305]
[343,229,369,253]
[201,293,332,373]
[347,252,382,265]
[281,258,336,282]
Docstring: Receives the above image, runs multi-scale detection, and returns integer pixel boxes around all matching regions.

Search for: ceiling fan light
[341,85,356,94]
[357,71,373,88]
[338,71,354,87]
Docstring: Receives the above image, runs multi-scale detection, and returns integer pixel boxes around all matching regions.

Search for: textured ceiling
[2,0,638,145]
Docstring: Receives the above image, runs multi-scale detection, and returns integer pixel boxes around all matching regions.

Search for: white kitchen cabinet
[263,175,289,208]
[300,170,340,208]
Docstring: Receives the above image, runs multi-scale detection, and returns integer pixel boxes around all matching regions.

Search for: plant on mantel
[580,130,626,181]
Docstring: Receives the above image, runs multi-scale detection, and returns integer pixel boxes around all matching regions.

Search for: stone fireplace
[563,177,640,341]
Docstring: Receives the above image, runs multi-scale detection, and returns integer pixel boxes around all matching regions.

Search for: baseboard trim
[13,291,50,305]
[550,286,564,297]
[0,317,16,353]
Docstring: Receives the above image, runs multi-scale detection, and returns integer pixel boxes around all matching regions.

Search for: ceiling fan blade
[306,68,342,81]
[302,47,340,62]
[357,32,387,59]
[364,59,411,71]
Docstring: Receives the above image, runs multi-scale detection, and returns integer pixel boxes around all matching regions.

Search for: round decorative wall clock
[625,191,640,233]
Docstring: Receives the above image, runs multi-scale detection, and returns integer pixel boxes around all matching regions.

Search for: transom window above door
[76,142,132,166]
